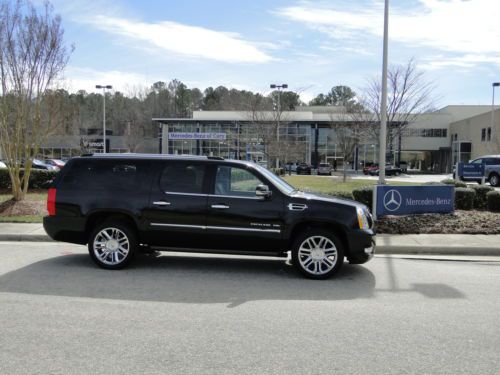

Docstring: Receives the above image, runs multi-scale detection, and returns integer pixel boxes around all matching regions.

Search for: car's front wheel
[291,229,344,279]
[88,220,138,269]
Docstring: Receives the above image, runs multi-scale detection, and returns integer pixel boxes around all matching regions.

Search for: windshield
[252,164,296,195]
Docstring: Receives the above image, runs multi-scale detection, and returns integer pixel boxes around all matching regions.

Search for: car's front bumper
[346,229,375,264]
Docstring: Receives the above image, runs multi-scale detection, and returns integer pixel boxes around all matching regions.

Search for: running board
[149,246,288,258]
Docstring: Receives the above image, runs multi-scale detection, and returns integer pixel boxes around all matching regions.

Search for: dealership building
[153,105,500,173]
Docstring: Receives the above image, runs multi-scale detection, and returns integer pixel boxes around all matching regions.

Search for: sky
[46,0,500,106]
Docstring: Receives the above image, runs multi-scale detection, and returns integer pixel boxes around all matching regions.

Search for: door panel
[142,162,209,248]
[205,165,285,251]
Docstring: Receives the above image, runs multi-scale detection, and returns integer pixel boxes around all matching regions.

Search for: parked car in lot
[45,159,66,169]
[317,163,332,176]
[368,164,402,176]
[0,160,7,168]
[43,154,375,279]
[455,155,500,186]
[363,163,378,175]
[285,162,298,173]
[296,162,312,175]
[30,159,59,171]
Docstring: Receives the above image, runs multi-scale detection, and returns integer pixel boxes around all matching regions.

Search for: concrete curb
[376,245,500,256]
[0,234,53,242]
[0,233,499,256]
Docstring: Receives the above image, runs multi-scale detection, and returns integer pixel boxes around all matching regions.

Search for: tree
[309,85,361,111]
[359,59,437,165]
[0,0,72,200]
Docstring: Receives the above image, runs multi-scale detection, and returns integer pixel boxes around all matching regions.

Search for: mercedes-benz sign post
[373,185,455,219]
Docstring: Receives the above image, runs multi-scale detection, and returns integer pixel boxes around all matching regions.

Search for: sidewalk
[0,223,499,256]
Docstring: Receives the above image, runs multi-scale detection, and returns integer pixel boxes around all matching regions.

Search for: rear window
[319,163,330,167]
[59,159,151,191]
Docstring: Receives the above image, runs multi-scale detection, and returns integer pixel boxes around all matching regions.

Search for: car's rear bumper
[346,229,375,264]
[43,216,87,245]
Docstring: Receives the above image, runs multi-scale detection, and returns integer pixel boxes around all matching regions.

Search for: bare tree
[358,59,438,164]
[329,109,370,182]
[0,0,72,200]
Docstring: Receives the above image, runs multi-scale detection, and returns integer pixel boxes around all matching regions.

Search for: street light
[95,84,113,153]
[270,83,288,169]
[491,82,500,149]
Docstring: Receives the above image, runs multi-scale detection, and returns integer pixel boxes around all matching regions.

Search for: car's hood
[290,190,366,210]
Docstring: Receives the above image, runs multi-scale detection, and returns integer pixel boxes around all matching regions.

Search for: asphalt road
[1,242,499,375]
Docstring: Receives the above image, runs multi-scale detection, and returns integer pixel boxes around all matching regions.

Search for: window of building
[481,128,486,142]
[487,127,492,141]
[214,166,263,197]
[160,163,206,194]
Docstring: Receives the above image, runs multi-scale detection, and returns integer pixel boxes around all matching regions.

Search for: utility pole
[378,0,389,184]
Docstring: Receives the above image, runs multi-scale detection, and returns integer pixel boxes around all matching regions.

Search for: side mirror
[256,184,272,199]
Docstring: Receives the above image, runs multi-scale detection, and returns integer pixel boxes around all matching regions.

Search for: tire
[88,220,138,269]
[291,229,344,279]
[489,173,500,187]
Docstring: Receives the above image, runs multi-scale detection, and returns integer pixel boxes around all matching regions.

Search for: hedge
[328,191,354,200]
[486,191,500,212]
[454,187,475,210]
[441,178,467,188]
[0,168,58,190]
[352,186,374,209]
[470,185,494,209]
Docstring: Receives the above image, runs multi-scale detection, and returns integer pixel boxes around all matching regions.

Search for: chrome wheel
[298,235,338,276]
[490,174,499,187]
[93,227,130,266]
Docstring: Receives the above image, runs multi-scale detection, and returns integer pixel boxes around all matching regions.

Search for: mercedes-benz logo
[383,189,402,212]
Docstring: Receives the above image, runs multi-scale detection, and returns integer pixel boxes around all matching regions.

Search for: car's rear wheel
[291,229,344,279]
[88,220,138,269]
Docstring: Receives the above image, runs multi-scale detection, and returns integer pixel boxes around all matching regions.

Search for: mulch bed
[376,210,500,235]
[0,199,46,216]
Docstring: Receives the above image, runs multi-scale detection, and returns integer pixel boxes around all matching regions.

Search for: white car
[0,160,7,168]
[317,163,332,176]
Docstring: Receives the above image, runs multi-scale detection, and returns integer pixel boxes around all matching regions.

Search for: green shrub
[441,178,467,188]
[0,168,58,190]
[454,187,475,210]
[329,191,354,200]
[352,186,374,209]
[470,185,494,209]
[486,191,500,212]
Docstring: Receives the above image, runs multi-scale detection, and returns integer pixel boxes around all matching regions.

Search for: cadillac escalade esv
[43,154,375,279]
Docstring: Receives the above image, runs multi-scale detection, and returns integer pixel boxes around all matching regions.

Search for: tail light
[47,188,57,216]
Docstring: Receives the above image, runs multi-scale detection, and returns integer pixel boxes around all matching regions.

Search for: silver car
[317,163,332,176]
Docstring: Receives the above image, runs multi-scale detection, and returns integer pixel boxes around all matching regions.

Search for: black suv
[44,154,375,279]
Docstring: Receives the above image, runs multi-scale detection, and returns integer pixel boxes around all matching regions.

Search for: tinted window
[472,158,483,164]
[60,159,150,191]
[214,166,263,197]
[160,163,205,194]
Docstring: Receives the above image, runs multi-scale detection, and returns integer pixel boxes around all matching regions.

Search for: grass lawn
[0,190,47,223]
[282,175,414,194]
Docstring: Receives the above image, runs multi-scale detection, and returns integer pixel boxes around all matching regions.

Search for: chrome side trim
[150,223,206,229]
[208,194,259,200]
[150,223,280,233]
[164,191,208,197]
[207,225,280,233]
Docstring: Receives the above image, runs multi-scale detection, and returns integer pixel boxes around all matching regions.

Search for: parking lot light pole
[95,85,113,153]
[378,0,389,185]
[492,82,500,150]
[270,83,288,169]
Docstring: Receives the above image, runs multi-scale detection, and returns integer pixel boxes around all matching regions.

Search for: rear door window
[159,163,206,194]
[60,159,151,191]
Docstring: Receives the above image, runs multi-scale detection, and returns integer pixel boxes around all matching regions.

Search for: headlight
[357,207,370,230]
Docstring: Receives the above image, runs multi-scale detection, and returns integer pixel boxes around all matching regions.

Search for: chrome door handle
[153,201,171,206]
[211,204,229,209]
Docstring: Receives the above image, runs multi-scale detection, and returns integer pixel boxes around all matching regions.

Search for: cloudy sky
[50,0,499,106]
